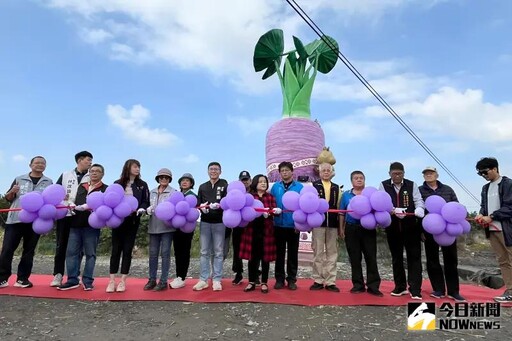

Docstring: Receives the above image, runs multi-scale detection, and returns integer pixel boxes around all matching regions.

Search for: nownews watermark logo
[407,302,501,331]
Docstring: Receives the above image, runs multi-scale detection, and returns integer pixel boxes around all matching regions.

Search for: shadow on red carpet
[0,275,507,307]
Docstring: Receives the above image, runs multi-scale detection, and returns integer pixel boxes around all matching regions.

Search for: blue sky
[1,0,511,212]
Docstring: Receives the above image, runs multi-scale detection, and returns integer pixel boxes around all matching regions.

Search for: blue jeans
[66,227,100,286]
[199,222,225,281]
[149,232,174,283]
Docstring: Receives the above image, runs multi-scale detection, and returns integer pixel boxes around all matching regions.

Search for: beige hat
[422,166,437,174]
[155,168,173,182]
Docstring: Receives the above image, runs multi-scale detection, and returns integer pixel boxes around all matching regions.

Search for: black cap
[238,171,251,180]
[75,151,93,163]
[389,162,404,172]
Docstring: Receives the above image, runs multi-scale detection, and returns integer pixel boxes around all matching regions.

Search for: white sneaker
[193,280,209,291]
[170,277,185,289]
[212,281,222,291]
[106,280,116,293]
[50,274,63,287]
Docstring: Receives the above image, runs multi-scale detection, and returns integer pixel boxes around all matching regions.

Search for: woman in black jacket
[107,159,150,293]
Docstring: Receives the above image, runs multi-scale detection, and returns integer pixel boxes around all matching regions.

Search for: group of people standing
[0,153,511,303]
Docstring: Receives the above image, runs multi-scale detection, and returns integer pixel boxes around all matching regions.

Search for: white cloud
[12,154,27,162]
[227,115,276,136]
[79,28,112,44]
[179,154,199,164]
[322,116,375,143]
[106,104,180,147]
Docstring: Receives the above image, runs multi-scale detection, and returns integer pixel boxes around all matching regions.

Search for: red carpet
[0,275,507,306]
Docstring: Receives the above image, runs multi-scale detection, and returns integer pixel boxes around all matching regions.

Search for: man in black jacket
[379,162,425,299]
[475,157,512,303]
[419,166,465,302]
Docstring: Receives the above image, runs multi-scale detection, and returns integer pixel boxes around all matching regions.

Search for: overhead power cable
[285,0,480,204]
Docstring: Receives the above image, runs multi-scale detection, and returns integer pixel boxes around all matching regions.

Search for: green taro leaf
[253,29,284,77]
[286,52,298,77]
[304,39,321,56]
[293,36,308,61]
[308,35,339,74]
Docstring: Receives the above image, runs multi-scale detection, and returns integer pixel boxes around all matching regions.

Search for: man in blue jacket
[270,161,303,290]
[475,157,512,303]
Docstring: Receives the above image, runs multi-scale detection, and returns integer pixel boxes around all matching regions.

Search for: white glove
[263,212,270,219]
[74,204,88,212]
[146,206,154,216]
[209,202,220,210]
[136,208,146,216]
[272,208,282,215]
[414,207,425,218]
[68,203,76,210]
[394,207,407,219]
[200,202,209,214]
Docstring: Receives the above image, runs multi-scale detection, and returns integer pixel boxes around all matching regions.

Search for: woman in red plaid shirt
[239,174,277,293]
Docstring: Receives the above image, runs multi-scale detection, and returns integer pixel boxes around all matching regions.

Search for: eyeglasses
[208,168,220,172]
[477,169,490,176]
[89,170,103,174]
[158,176,171,180]
[390,172,404,176]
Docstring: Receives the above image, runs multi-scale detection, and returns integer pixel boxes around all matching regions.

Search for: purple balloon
[306,212,324,227]
[223,209,242,228]
[19,209,38,223]
[350,195,372,216]
[171,214,186,228]
[114,202,132,218]
[169,191,185,205]
[460,219,471,234]
[252,199,264,217]
[88,212,106,229]
[185,194,198,208]
[282,191,300,211]
[155,202,176,221]
[124,195,139,211]
[293,210,308,224]
[55,205,68,220]
[220,197,229,210]
[38,204,57,220]
[347,202,362,220]
[360,213,377,230]
[238,219,249,227]
[20,192,44,213]
[425,195,447,214]
[226,190,245,211]
[42,184,66,205]
[181,221,196,233]
[32,217,54,234]
[241,206,257,222]
[175,201,190,216]
[317,199,329,214]
[245,193,255,207]
[106,183,125,196]
[295,222,313,232]
[446,223,463,237]
[362,186,378,198]
[104,191,123,208]
[422,213,447,235]
[300,186,318,195]
[96,205,113,221]
[433,231,456,246]
[369,191,393,212]
[227,181,246,193]
[186,208,200,222]
[106,214,123,228]
[86,191,104,210]
[299,192,320,214]
[441,202,467,224]
[374,211,391,228]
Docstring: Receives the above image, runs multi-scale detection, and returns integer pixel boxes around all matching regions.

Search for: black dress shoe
[367,288,384,297]
[325,285,340,293]
[288,282,297,290]
[350,287,365,294]
[274,281,285,290]
[310,282,324,290]
[143,279,157,291]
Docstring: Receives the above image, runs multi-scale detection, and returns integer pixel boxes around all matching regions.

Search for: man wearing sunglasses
[475,157,512,303]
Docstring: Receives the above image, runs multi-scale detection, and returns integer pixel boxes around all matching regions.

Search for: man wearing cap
[419,166,465,302]
[50,151,93,287]
[224,171,251,285]
[379,162,425,299]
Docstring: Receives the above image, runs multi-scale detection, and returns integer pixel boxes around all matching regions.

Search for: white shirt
[487,176,502,231]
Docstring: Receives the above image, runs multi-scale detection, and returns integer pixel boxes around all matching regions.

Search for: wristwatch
[489,214,495,220]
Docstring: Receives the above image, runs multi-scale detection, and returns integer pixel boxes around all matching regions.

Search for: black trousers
[0,223,40,281]
[53,216,73,275]
[424,232,460,295]
[110,215,139,275]
[248,223,269,283]
[173,229,194,280]
[386,222,423,294]
[231,228,243,274]
[274,226,299,284]
[344,223,381,291]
